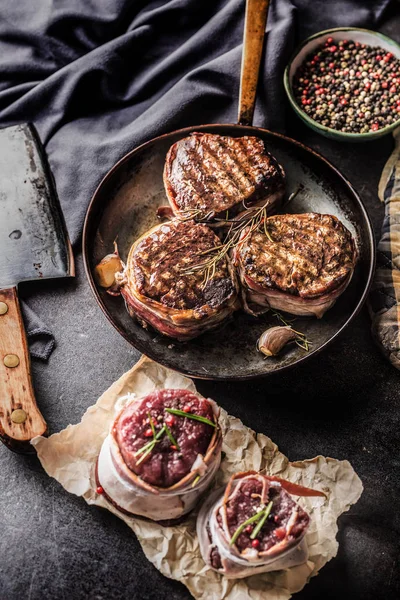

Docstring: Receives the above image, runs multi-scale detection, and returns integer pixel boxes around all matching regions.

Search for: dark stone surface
[1,17,400,600]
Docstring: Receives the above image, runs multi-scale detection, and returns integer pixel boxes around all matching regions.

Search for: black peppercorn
[293,37,400,133]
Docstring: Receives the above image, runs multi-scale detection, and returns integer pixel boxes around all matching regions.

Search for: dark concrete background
[1,14,400,600]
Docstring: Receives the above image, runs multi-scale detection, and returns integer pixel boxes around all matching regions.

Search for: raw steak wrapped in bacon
[197,471,326,578]
[97,389,222,522]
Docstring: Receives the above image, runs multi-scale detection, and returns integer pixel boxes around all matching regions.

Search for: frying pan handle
[0,287,47,453]
[238,0,270,126]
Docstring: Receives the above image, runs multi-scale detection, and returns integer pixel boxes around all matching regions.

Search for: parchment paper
[32,357,363,600]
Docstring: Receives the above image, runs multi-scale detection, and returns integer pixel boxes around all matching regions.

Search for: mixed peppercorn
[292,37,400,133]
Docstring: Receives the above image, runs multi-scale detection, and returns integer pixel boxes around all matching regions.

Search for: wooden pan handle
[0,287,47,452]
[238,0,270,126]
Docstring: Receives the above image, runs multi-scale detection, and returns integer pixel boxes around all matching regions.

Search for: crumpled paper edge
[32,357,363,600]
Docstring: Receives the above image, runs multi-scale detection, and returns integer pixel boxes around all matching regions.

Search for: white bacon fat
[97,391,222,522]
[197,472,316,578]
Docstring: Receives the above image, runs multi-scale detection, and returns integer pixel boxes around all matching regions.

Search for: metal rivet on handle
[0,302,8,315]
[11,409,27,424]
[4,354,20,368]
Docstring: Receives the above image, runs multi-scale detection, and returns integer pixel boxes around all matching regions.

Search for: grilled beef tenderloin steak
[97,389,222,521]
[116,220,240,340]
[197,472,314,578]
[234,212,357,318]
[114,389,216,487]
[163,133,285,221]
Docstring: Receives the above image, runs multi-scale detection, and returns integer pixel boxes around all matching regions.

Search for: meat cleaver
[0,123,74,453]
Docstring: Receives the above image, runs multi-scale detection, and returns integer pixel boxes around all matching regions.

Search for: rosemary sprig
[135,407,215,465]
[148,412,156,437]
[134,424,166,462]
[263,220,273,243]
[134,438,158,458]
[271,310,311,352]
[230,508,266,546]
[135,443,157,465]
[165,408,216,428]
[250,501,273,539]
[177,208,202,221]
[181,203,270,288]
[178,208,215,223]
[165,423,180,450]
[191,474,201,488]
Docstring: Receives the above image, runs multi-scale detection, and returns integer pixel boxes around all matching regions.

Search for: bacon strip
[197,471,313,579]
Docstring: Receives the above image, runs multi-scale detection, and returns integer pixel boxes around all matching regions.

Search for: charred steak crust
[163,133,285,218]
[113,389,215,488]
[131,220,235,310]
[237,213,357,298]
[118,219,239,341]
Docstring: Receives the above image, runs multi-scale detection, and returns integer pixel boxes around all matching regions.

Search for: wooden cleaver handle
[0,287,47,452]
[238,0,270,126]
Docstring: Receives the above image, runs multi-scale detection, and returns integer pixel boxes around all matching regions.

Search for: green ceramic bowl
[284,27,400,142]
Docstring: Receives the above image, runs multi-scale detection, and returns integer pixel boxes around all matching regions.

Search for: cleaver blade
[0,123,73,287]
[0,123,74,452]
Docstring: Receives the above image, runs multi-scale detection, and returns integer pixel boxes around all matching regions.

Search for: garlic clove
[257,326,297,357]
[95,244,124,291]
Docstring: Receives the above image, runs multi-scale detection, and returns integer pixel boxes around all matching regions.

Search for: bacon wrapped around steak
[115,220,240,340]
[197,471,326,578]
[97,389,222,522]
[163,133,285,222]
[234,213,357,318]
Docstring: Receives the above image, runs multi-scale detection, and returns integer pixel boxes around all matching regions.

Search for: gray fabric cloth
[21,301,55,361]
[0,0,393,359]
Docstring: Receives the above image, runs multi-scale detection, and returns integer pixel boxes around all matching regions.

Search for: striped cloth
[368,128,400,369]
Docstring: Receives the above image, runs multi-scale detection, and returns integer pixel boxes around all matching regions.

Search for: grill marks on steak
[114,133,356,335]
[131,220,234,311]
[236,213,357,316]
[164,133,285,219]
[118,220,239,340]
[113,389,215,488]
